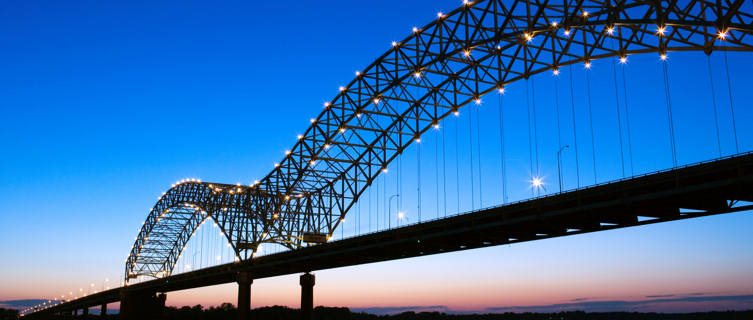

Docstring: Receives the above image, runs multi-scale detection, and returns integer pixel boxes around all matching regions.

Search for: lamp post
[388,194,400,229]
[557,145,569,193]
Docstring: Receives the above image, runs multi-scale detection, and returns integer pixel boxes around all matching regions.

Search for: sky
[1,0,753,314]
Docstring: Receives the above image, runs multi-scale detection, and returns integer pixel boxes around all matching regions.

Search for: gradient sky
[1,0,753,314]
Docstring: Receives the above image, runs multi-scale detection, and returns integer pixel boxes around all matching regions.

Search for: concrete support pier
[237,271,253,320]
[299,272,315,320]
[82,307,88,316]
[100,303,107,316]
[119,290,166,320]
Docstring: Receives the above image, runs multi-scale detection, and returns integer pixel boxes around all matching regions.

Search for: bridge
[22,0,753,318]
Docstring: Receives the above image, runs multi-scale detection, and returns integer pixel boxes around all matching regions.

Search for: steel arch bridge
[125,0,753,282]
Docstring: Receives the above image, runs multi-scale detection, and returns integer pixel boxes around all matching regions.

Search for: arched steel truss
[126,0,753,281]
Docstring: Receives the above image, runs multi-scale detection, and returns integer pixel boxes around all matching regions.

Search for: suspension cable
[706,54,723,157]
[621,59,634,175]
[554,70,566,194]
[417,138,422,222]
[476,103,483,208]
[723,43,740,153]
[585,64,597,183]
[442,122,447,217]
[435,127,440,219]
[662,60,678,167]
[526,79,535,197]
[532,77,540,184]
[569,64,581,187]
[498,89,508,203]
[468,105,475,210]
[611,53,626,177]
[368,176,372,233]
[455,110,460,214]
[376,173,379,230]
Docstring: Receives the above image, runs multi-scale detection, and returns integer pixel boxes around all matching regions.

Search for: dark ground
[8,306,753,320]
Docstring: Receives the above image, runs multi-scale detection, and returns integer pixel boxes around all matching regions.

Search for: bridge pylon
[119,289,166,320]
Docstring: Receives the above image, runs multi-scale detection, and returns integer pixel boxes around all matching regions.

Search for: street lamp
[557,145,569,192]
[388,194,400,229]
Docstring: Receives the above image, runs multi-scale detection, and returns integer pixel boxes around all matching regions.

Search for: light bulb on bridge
[619,56,628,64]
[584,61,592,69]
[717,30,728,40]
[563,29,570,36]
[660,53,668,61]
[657,25,666,36]
[553,68,560,76]
[498,87,505,94]
[398,212,405,219]
[531,176,544,188]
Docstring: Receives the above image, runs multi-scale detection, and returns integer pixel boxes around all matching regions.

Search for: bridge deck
[35,153,753,314]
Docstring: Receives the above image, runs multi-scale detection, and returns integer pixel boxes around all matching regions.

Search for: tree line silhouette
[7,305,752,319]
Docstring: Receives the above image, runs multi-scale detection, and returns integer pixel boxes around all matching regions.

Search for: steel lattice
[126,0,753,281]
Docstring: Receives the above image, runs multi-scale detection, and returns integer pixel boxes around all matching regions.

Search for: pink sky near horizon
[4,213,753,313]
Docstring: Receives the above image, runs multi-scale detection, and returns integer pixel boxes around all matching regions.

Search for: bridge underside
[33,152,751,320]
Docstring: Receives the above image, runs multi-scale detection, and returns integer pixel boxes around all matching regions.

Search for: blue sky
[1,0,752,313]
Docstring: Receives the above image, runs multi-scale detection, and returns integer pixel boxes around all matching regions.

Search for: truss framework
[126,0,753,281]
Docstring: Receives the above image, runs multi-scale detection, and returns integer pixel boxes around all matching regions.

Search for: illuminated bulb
[340,217,345,222]
[284,195,290,200]
[437,11,444,18]
[433,123,440,130]
[339,86,345,91]
[474,98,482,105]
[414,71,421,78]
[531,177,544,188]
[463,0,469,4]
[324,102,330,108]
[412,27,418,33]
[454,111,460,116]
[373,98,380,105]
[310,118,316,123]
[355,71,361,76]
[297,134,303,140]
[657,25,666,35]
[718,30,728,40]
[564,29,570,36]
[391,41,398,47]
[382,167,388,173]
[606,27,614,35]
[660,53,667,61]
[415,137,421,143]
[498,87,505,94]
[463,50,471,57]
[310,160,316,165]
[339,127,346,133]
[357,113,362,118]
[324,143,331,149]
[273,213,279,219]
[619,56,627,64]
[524,33,533,42]
[582,10,588,17]
[274,163,280,167]
[551,21,558,27]
[553,68,560,75]
[398,212,405,219]
[285,150,291,155]
[584,61,592,69]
